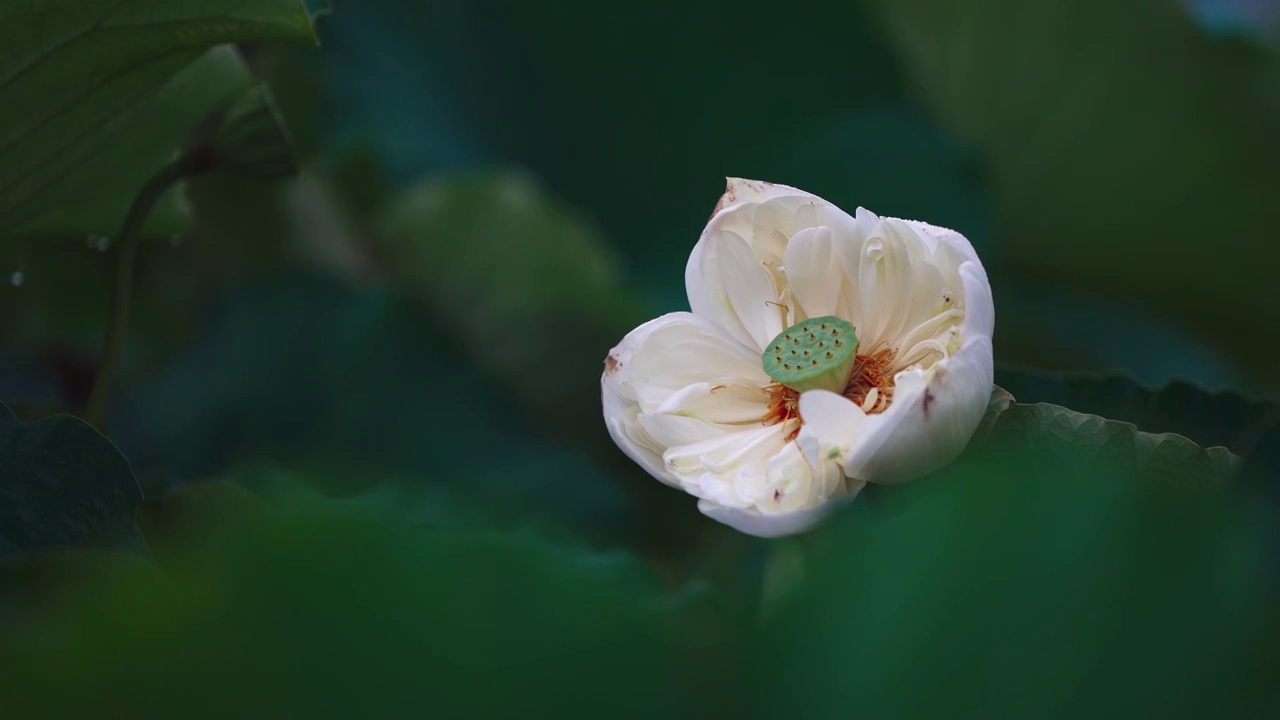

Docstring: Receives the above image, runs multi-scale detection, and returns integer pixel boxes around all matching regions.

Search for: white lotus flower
[602,179,994,538]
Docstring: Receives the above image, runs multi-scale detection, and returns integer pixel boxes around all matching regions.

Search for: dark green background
[2,1,1279,717]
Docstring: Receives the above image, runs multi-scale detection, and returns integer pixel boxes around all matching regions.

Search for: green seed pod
[761,315,859,394]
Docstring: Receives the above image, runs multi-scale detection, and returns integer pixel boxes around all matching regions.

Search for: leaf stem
[83,154,202,432]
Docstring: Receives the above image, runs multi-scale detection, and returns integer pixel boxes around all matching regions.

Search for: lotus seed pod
[208,84,298,180]
[761,315,859,394]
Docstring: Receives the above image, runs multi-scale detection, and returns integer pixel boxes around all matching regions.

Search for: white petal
[664,424,802,513]
[663,424,788,488]
[730,441,825,515]
[842,334,995,485]
[762,442,820,512]
[685,226,786,350]
[709,177,819,218]
[696,486,863,539]
[697,472,752,509]
[852,211,919,350]
[783,226,846,320]
[878,221,951,363]
[688,179,842,349]
[895,307,963,370]
[602,312,767,488]
[811,448,848,500]
[650,382,768,424]
[831,208,874,337]
[602,318,680,487]
[897,218,994,343]
[624,312,767,412]
[795,390,867,467]
[958,259,995,347]
[636,412,729,450]
[899,217,983,269]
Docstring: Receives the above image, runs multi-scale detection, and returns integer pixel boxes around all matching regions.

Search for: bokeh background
[2,1,1280,717]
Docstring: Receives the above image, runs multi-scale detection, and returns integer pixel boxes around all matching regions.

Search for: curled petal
[697,486,862,538]
[842,334,995,484]
[763,442,823,512]
[898,218,995,343]
[685,227,784,350]
[602,317,681,486]
[708,177,803,215]
[687,179,838,349]
[796,390,866,467]
[663,424,788,498]
[958,259,995,348]
[783,227,847,320]
[602,312,767,488]
[625,314,767,412]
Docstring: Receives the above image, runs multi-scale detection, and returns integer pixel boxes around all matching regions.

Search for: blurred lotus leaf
[0,2,318,246]
[971,387,1241,486]
[0,402,146,562]
[755,446,1277,717]
[0,493,695,719]
[375,172,647,429]
[869,0,1280,377]
[997,367,1278,456]
[110,273,636,543]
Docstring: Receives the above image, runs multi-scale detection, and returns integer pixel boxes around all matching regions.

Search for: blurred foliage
[0,416,1274,717]
[1185,0,1280,43]
[0,488,697,719]
[992,276,1255,393]
[106,272,639,545]
[868,0,1280,379]
[374,172,646,431]
[1,169,303,372]
[0,403,146,561]
[973,387,1240,486]
[298,0,1273,389]
[1,0,1279,715]
[371,171,739,567]
[998,366,1279,456]
[0,2,316,245]
[1,47,247,242]
[312,1,931,282]
[755,448,1278,718]
[207,84,300,180]
[1239,417,1280,557]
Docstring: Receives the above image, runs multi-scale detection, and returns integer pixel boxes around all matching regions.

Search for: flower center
[762,328,898,439]
[841,345,897,414]
[760,315,859,394]
[762,383,802,438]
